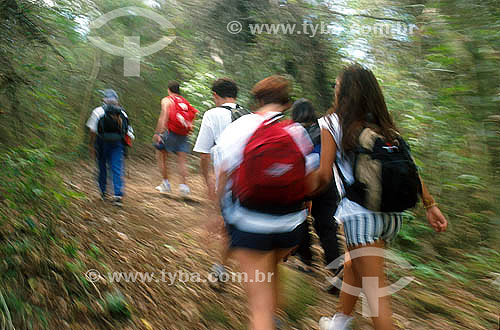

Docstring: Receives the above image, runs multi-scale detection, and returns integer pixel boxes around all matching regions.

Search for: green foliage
[281,267,317,323]
[200,304,230,326]
[100,291,131,321]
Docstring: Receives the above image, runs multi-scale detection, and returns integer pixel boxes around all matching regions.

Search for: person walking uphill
[307,64,448,330]
[153,81,198,195]
[193,77,250,282]
[87,89,133,207]
[216,76,317,330]
[291,99,343,282]
[193,77,249,200]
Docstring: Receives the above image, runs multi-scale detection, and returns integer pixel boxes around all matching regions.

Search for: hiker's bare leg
[233,249,276,330]
[272,248,293,313]
[339,251,361,315]
[350,240,393,330]
[220,234,231,264]
[157,150,168,180]
[177,151,188,184]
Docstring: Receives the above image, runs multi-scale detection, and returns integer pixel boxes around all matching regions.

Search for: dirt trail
[62,156,465,330]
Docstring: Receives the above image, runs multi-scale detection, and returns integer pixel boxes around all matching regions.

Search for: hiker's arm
[216,168,229,212]
[153,98,171,142]
[420,178,448,232]
[200,153,216,201]
[89,131,96,160]
[157,99,170,132]
[306,128,336,196]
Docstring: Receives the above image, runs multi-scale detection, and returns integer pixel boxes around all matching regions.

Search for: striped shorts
[341,213,403,247]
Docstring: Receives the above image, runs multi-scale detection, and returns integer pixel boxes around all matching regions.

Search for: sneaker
[179,183,190,195]
[211,263,227,282]
[325,264,344,295]
[273,315,284,329]
[325,284,341,296]
[100,192,109,201]
[155,182,171,193]
[319,313,353,330]
[112,196,123,207]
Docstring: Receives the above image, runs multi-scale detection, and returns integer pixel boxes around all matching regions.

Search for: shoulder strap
[221,104,253,122]
[245,113,284,146]
[334,159,347,200]
[220,105,234,111]
[262,113,283,125]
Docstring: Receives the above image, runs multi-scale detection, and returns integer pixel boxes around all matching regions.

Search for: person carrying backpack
[193,77,250,283]
[87,89,133,207]
[307,64,448,330]
[153,81,198,195]
[193,78,250,200]
[216,76,316,330]
[291,99,344,286]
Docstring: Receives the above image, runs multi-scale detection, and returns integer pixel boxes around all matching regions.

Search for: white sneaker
[112,196,123,207]
[319,313,353,330]
[155,182,171,193]
[211,263,227,282]
[179,184,190,195]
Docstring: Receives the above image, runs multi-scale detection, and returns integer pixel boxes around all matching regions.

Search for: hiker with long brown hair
[309,64,448,330]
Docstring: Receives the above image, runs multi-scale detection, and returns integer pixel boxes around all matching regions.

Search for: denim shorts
[153,131,191,153]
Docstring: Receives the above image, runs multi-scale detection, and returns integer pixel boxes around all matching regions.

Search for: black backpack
[305,122,321,146]
[337,127,421,212]
[97,104,129,143]
[221,104,252,122]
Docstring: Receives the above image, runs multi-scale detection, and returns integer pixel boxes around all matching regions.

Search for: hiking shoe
[211,263,227,283]
[155,182,171,193]
[112,196,123,207]
[325,264,344,295]
[179,184,190,196]
[100,192,109,201]
[319,313,353,330]
[273,315,284,330]
[325,284,341,296]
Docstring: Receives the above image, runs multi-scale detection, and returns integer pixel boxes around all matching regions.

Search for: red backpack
[232,114,313,214]
[166,95,198,136]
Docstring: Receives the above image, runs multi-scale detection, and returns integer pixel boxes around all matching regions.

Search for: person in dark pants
[291,99,343,287]
[87,89,132,206]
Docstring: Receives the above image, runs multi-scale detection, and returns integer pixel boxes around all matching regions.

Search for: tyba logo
[89,7,176,77]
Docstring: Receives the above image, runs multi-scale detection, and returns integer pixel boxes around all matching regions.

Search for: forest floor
[56,155,496,330]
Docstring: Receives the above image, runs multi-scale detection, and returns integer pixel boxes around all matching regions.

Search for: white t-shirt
[193,103,237,167]
[86,106,106,133]
[193,103,236,153]
[318,113,372,218]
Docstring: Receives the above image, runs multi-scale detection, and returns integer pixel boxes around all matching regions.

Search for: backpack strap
[245,113,284,146]
[334,159,348,200]
[220,105,237,111]
[221,104,253,122]
[262,113,284,125]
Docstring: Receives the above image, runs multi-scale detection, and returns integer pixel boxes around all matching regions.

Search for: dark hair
[329,64,398,152]
[251,75,290,106]
[292,98,317,124]
[168,81,180,94]
[212,78,238,98]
